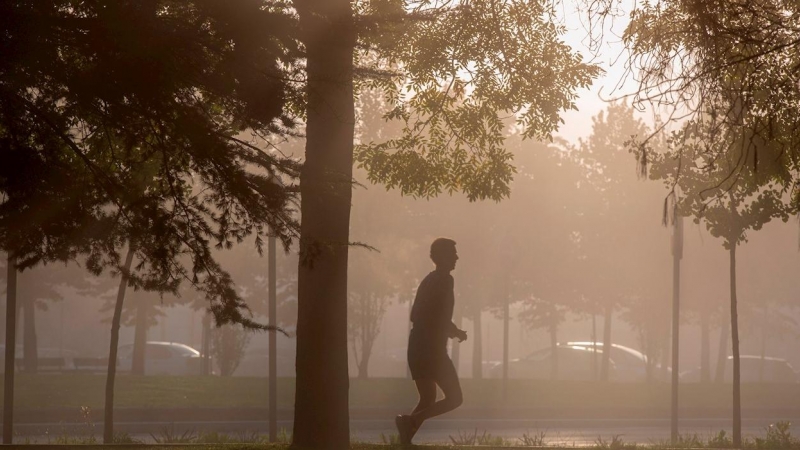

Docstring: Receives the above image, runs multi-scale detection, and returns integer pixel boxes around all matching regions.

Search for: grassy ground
[2,374,800,410]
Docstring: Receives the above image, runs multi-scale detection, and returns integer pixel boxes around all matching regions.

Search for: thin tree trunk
[22,291,37,374]
[472,308,483,379]
[700,307,710,383]
[103,247,135,444]
[591,310,598,381]
[3,255,18,444]
[292,0,355,446]
[201,313,211,376]
[601,303,613,381]
[730,244,741,447]
[714,309,730,384]
[502,293,509,401]
[759,308,766,383]
[132,294,148,375]
[268,233,277,442]
[549,321,558,380]
[671,214,682,443]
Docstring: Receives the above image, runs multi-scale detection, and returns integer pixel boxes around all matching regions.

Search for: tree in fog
[346,247,396,379]
[0,1,300,443]
[572,103,669,381]
[645,115,797,446]
[518,294,568,379]
[620,294,671,381]
[14,264,83,373]
[211,323,252,377]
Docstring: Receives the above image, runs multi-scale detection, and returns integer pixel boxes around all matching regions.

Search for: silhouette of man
[395,237,467,445]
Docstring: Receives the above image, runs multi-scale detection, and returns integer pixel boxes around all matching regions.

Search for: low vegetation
[5,374,800,410]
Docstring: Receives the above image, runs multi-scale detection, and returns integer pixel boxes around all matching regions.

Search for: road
[15,417,800,445]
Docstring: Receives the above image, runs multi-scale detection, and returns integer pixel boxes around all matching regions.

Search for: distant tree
[518,294,568,379]
[211,323,251,377]
[572,102,669,381]
[620,294,671,381]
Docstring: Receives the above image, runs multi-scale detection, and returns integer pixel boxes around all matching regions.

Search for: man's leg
[410,358,462,426]
[412,380,437,415]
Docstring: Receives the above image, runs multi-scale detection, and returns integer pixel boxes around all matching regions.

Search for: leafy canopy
[354,0,600,201]
[0,0,301,326]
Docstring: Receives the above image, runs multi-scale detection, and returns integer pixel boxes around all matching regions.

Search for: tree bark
[700,307,710,383]
[21,291,37,374]
[601,303,613,381]
[292,0,355,446]
[3,254,18,444]
[132,293,148,375]
[472,307,483,380]
[103,247,135,444]
[729,244,741,447]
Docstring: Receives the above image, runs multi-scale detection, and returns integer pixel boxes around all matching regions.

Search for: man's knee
[444,390,462,408]
[418,397,436,409]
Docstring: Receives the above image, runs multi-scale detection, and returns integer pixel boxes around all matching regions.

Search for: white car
[116,341,204,376]
[564,341,668,382]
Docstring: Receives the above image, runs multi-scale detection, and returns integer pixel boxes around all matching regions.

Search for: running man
[395,237,467,445]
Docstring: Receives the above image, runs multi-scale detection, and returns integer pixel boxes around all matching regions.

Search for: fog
[3,4,800,445]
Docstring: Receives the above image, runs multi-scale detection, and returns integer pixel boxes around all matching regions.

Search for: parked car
[680,355,798,383]
[116,341,204,376]
[487,343,618,381]
[564,341,668,382]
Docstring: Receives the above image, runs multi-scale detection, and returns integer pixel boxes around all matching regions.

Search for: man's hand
[455,329,468,343]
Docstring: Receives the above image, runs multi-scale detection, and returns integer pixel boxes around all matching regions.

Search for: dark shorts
[407,328,456,381]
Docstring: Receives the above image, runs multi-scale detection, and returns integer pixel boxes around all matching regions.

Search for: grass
[3,374,800,410]
[6,424,800,448]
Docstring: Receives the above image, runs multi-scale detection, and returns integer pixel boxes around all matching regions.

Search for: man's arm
[448,321,468,342]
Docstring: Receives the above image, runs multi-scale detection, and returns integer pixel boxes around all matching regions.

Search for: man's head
[430,237,458,271]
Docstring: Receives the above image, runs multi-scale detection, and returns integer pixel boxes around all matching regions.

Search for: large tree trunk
[700,307,710,383]
[472,308,483,379]
[21,290,37,374]
[292,0,355,446]
[714,303,730,384]
[3,255,18,444]
[103,247,135,444]
[131,294,148,375]
[729,244,741,447]
[601,303,613,381]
